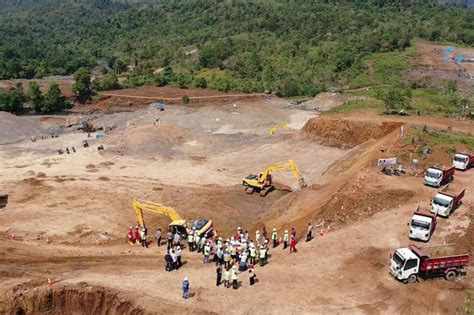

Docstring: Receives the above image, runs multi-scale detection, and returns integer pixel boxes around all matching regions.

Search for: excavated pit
[299,117,401,149]
[5,284,144,315]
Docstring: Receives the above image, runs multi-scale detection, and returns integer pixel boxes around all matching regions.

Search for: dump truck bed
[410,244,470,272]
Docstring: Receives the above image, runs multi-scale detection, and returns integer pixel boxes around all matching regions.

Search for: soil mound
[5,284,144,314]
[299,117,401,149]
[104,124,189,156]
[299,92,346,111]
[0,112,41,144]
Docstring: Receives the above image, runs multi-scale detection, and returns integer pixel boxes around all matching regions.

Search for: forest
[0,0,473,96]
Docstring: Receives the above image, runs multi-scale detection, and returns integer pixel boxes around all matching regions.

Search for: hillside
[0,0,473,96]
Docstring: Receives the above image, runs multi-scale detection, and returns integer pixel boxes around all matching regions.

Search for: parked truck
[409,206,436,242]
[424,166,455,188]
[430,189,465,218]
[390,244,469,283]
[453,153,474,171]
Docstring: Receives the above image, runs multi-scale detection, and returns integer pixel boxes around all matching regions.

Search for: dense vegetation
[0,0,473,96]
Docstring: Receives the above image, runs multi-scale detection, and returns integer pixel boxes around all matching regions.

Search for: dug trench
[4,284,144,315]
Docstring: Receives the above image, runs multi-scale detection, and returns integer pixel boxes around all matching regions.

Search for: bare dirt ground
[75,86,269,113]
[0,76,74,97]
[0,93,473,314]
[403,41,474,94]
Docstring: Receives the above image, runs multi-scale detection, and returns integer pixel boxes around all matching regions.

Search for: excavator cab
[242,159,305,197]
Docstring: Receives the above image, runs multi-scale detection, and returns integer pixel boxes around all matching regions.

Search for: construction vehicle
[390,244,469,283]
[424,166,455,188]
[430,189,465,218]
[453,153,474,171]
[269,123,289,135]
[409,206,436,242]
[242,159,307,197]
[0,194,8,208]
[132,198,213,237]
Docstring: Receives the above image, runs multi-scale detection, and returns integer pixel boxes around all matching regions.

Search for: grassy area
[328,99,384,114]
[407,126,474,152]
[457,288,474,315]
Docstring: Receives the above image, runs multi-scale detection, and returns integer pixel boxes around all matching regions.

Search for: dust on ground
[0,88,473,314]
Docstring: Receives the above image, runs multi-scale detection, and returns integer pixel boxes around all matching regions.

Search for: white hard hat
[237,226,241,230]
[285,230,288,233]
[273,228,276,231]
[184,277,188,281]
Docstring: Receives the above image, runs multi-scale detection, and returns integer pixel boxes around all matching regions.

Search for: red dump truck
[430,189,465,218]
[453,153,474,171]
[424,166,455,188]
[390,244,469,283]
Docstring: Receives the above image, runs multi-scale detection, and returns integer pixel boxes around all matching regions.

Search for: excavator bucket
[299,178,307,189]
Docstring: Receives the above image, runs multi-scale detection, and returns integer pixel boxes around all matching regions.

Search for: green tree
[42,82,71,113]
[93,74,121,91]
[72,68,93,103]
[28,82,44,112]
[0,84,26,113]
[182,95,190,104]
[194,77,207,89]
[377,84,412,113]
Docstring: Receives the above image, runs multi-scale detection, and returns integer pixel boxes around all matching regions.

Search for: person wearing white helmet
[182,277,190,299]
[283,230,289,249]
[232,266,238,289]
[176,246,183,269]
[255,229,260,245]
[271,228,278,248]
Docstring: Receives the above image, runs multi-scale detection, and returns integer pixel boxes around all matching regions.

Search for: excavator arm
[132,197,183,229]
[259,160,307,188]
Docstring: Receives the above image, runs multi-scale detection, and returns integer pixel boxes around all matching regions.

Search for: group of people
[128,222,315,298]
[127,226,149,248]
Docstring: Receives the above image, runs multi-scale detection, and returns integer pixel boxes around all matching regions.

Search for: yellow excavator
[132,197,213,237]
[242,159,307,197]
[269,122,289,135]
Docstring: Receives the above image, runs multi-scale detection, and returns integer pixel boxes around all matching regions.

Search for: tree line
[0,0,473,96]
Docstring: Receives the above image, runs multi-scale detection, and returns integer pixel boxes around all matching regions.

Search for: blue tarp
[455,56,465,62]
[445,47,454,53]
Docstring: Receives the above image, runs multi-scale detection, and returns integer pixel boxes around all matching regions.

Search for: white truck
[390,244,469,284]
[430,189,465,218]
[453,153,474,171]
[409,207,437,242]
[424,166,455,188]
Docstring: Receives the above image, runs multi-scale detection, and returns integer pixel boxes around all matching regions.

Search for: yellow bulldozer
[242,159,307,197]
[132,197,213,237]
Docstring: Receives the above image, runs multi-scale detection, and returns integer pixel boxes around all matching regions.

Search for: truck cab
[424,168,443,187]
[409,211,436,242]
[453,153,473,171]
[430,190,465,218]
[431,193,453,217]
[390,248,420,283]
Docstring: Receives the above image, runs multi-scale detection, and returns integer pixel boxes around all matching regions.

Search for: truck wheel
[407,274,417,283]
[245,187,254,194]
[445,270,458,281]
